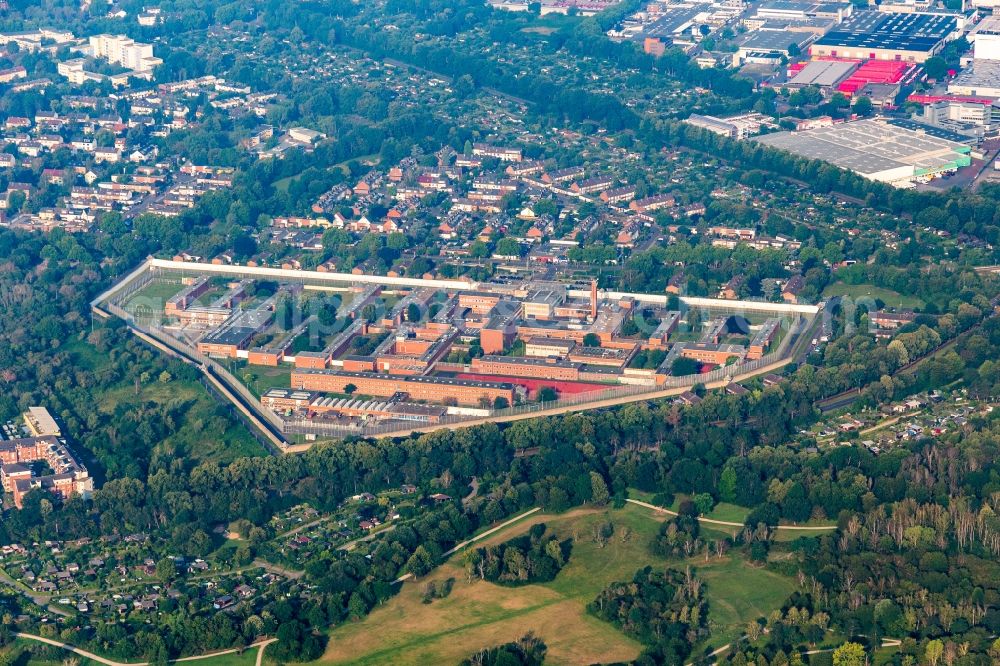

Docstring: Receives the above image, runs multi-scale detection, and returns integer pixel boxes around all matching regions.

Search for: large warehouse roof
[754,118,971,185]
[787,59,857,86]
[949,59,1000,97]
[739,28,813,52]
[814,11,957,53]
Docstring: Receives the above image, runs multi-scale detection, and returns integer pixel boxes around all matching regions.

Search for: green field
[274,154,379,192]
[68,332,266,464]
[2,639,91,666]
[822,282,925,310]
[320,503,798,665]
[95,377,265,462]
[236,363,294,398]
[698,556,797,646]
[123,279,185,322]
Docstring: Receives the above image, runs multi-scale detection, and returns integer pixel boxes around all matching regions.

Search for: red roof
[836,60,909,95]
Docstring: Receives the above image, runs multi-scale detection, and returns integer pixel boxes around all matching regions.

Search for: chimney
[590,279,598,319]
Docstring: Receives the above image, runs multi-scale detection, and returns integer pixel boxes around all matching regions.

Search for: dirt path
[16,633,276,666]
[443,507,542,557]
[625,499,837,531]
[254,638,277,666]
[393,508,544,585]
[338,524,397,552]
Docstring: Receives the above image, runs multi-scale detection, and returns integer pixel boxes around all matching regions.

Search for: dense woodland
[589,566,710,665]
[464,523,570,586]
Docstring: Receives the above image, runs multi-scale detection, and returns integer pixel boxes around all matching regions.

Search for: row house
[98,181,157,196]
[455,154,483,168]
[471,143,522,162]
[600,185,636,204]
[630,194,675,213]
[393,186,423,201]
[11,79,51,93]
[41,169,66,185]
[473,178,519,193]
[571,176,614,195]
[452,198,501,214]
[19,141,43,157]
[708,226,756,241]
[94,147,121,163]
[0,66,26,83]
[4,117,30,130]
[542,166,585,184]
[417,174,451,192]
[505,160,545,177]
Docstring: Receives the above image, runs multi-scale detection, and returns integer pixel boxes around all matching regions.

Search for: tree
[583,332,601,347]
[926,640,944,666]
[718,467,738,503]
[833,642,866,666]
[987,638,1000,664]
[874,599,905,636]
[693,493,714,515]
[469,240,490,258]
[406,545,434,578]
[590,472,610,506]
[672,357,700,376]
[406,303,421,322]
[537,387,558,402]
[495,238,521,258]
[923,57,948,81]
[853,95,873,117]
[155,557,176,582]
[344,383,357,395]
[781,482,811,522]
[7,190,25,213]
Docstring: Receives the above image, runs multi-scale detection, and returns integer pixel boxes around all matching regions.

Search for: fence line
[101,299,288,442]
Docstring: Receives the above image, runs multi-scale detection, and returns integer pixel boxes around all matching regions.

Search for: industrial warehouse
[809,11,960,63]
[94,259,818,440]
[754,118,972,187]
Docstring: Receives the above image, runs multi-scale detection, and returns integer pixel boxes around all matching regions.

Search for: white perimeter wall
[107,258,821,317]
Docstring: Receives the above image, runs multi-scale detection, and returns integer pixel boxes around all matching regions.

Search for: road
[686,633,899,665]
[124,172,195,220]
[252,558,303,580]
[338,524,397,552]
[0,566,72,617]
[625,499,837,532]
[917,149,997,193]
